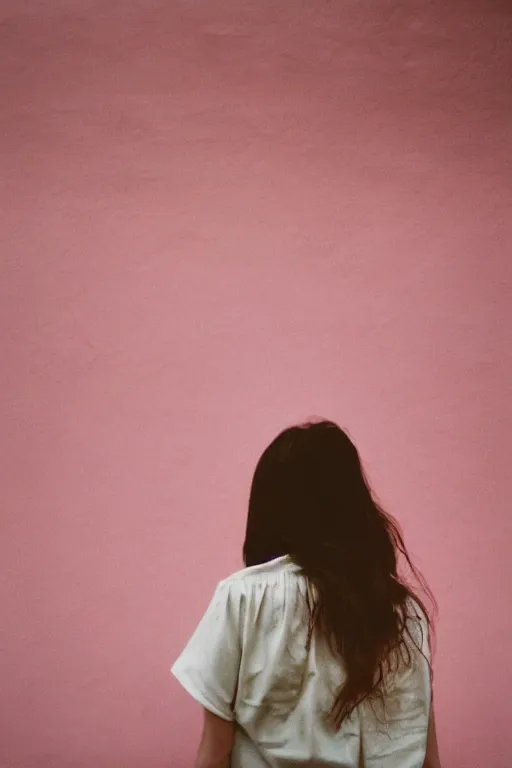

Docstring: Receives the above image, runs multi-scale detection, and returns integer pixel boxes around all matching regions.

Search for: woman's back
[172,555,432,768]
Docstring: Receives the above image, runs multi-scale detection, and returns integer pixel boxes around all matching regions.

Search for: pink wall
[1,1,511,766]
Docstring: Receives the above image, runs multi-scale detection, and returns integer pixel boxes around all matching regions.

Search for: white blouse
[171,555,431,767]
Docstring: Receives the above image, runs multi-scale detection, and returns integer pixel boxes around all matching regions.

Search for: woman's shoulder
[217,555,303,592]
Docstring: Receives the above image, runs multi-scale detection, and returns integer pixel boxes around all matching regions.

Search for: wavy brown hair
[243,419,435,728]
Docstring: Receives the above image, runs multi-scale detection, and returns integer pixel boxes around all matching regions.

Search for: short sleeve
[171,581,243,721]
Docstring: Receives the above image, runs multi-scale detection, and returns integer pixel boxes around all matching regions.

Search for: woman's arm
[424,704,442,768]
[195,708,235,768]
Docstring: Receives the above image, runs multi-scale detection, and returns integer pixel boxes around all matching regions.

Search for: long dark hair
[243,419,435,728]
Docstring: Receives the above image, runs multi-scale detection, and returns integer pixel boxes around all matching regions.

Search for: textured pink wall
[1,1,511,766]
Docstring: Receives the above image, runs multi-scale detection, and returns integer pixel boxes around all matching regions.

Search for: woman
[171,419,442,768]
